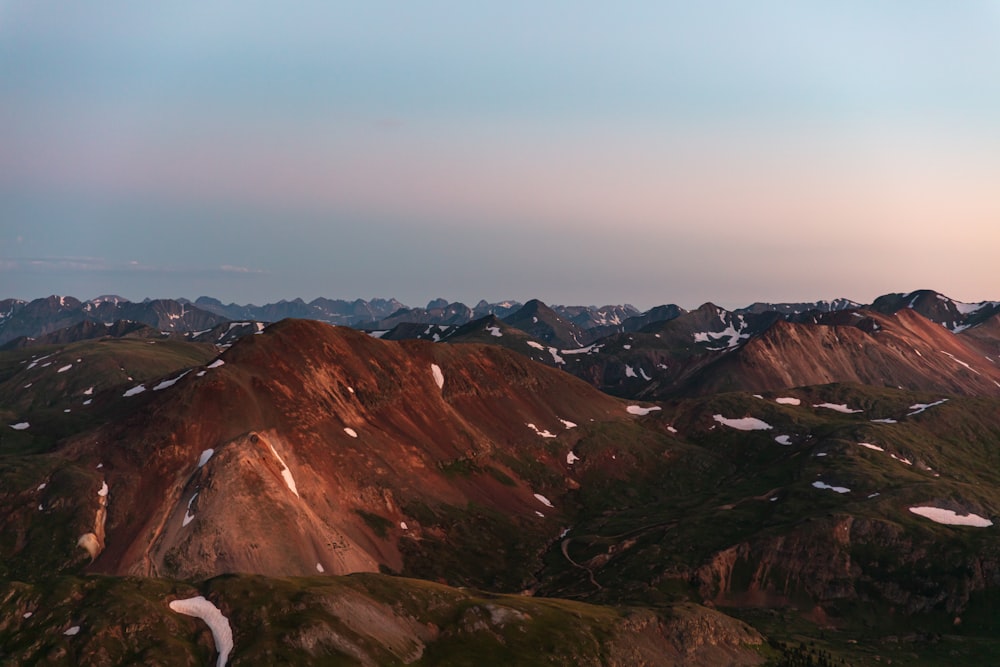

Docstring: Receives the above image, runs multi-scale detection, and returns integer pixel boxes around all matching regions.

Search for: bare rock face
[607,606,764,667]
[694,514,1000,615]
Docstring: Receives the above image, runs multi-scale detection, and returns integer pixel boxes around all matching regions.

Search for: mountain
[0,296,227,346]
[871,289,1000,333]
[663,307,1000,398]
[0,320,165,350]
[4,319,633,584]
[502,299,591,349]
[735,298,861,316]
[6,290,1000,664]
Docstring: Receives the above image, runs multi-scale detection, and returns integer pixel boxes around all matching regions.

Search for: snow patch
[626,405,661,416]
[206,359,225,369]
[486,325,502,337]
[183,493,198,527]
[692,322,749,349]
[84,386,93,395]
[625,365,637,378]
[871,418,898,424]
[909,507,992,527]
[316,562,325,573]
[812,481,851,494]
[57,364,73,373]
[566,451,580,464]
[10,422,29,430]
[98,481,109,497]
[400,521,408,530]
[64,625,81,636]
[527,423,557,438]
[858,442,885,452]
[713,414,773,431]
[639,367,652,381]
[775,397,801,406]
[123,384,146,397]
[154,370,190,391]
[431,363,445,389]
[198,449,215,468]
[813,403,862,414]
[559,419,577,429]
[908,399,948,416]
[533,493,554,508]
[267,443,299,497]
[526,341,545,350]
[169,596,234,667]
[774,435,792,445]
[343,427,358,438]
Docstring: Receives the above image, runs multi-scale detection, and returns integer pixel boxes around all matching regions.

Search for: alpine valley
[3,288,1000,666]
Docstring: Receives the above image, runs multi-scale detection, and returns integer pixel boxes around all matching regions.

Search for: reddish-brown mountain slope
[64,319,629,580]
[659,308,1000,396]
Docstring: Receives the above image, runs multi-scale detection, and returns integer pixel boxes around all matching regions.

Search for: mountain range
[3,288,1000,665]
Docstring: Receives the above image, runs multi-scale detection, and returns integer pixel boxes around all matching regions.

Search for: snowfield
[812,481,851,494]
[813,403,863,414]
[909,507,993,527]
[431,363,445,389]
[626,405,661,416]
[533,493,554,508]
[169,596,234,667]
[712,414,773,431]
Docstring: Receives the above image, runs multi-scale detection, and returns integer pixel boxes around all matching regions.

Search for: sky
[2,1,999,311]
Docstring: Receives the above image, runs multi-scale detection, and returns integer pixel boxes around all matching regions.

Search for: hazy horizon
[3,2,998,309]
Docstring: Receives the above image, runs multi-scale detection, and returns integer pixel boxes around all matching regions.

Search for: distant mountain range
[6,289,995,346]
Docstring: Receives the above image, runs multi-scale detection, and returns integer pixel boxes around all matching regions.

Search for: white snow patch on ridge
[813,403,862,414]
[626,405,661,416]
[431,364,445,390]
[527,423,557,438]
[940,351,979,375]
[169,596,234,667]
[197,449,215,468]
[343,427,358,438]
[908,399,948,416]
[486,325,502,337]
[812,481,851,494]
[154,370,190,391]
[206,359,225,369]
[713,414,773,431]
[10,422,29,430]
[267,443,299,497]
[692,323,748,349]
[774,435,792,445]
[775,397,801,406]
[559,419,577,429]
[909,507,992,527]
[123,385,146,397]
[533,493,554,508]
[57,364,73,373]
[858,443,885,452]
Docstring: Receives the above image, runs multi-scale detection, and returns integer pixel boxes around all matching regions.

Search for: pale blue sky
[2,2,999,309]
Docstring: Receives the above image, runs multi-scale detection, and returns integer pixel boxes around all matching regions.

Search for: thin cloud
[220,264,268,274]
